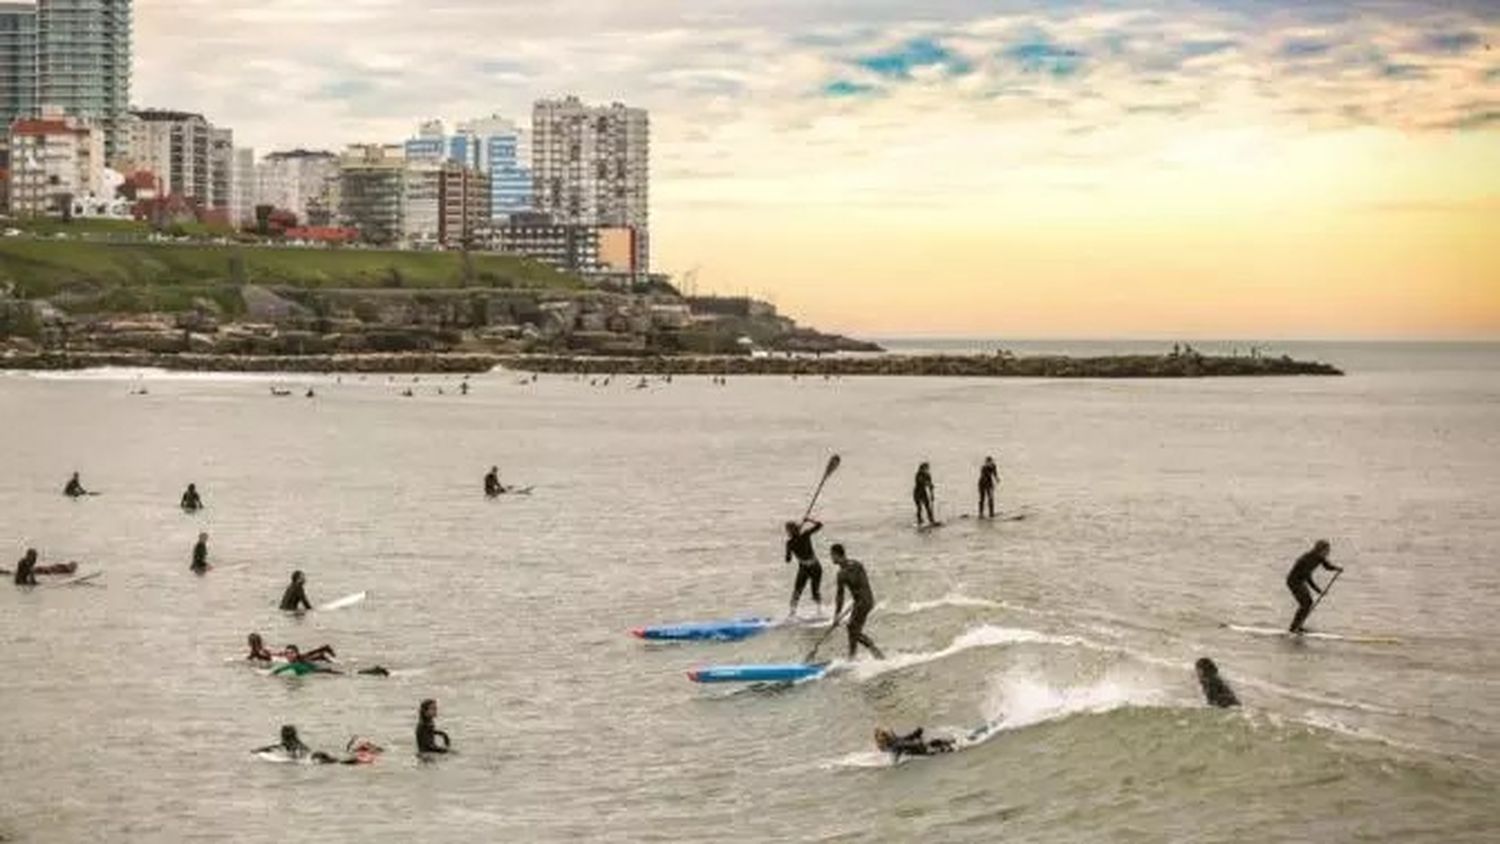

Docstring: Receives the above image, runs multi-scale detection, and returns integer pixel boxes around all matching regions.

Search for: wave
[842,624,1096,682]
[880,593,1008,616]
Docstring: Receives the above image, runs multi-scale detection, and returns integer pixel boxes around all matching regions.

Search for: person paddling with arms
[830,544,885,660]
[1286,539,1343,634]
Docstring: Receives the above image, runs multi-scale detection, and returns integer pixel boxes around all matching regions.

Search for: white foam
[846,624,1091,681]
[885,593,1005,615]
[980,671,1171,732]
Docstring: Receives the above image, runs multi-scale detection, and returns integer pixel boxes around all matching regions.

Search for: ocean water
[1,343,1497,843]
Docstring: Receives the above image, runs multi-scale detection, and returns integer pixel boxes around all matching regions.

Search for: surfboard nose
[686,670,700,682]
[630,628,645,638]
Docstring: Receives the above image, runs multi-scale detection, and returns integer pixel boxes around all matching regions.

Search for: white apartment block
[7,108,103,216]
[532,96,650,271]
[121,109,231,210]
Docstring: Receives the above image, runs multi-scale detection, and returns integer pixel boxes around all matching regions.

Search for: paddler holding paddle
[1286,540,1343,634]
[785,518,824,617]
[830,544,885,660]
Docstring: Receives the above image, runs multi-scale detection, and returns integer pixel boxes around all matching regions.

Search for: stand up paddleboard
[633,617,776,642]
[319,591,367,611]
[687,663,829,684]
[1222,623,1403,645]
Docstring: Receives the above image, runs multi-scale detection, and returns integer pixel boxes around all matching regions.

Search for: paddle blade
[825,454,841,477]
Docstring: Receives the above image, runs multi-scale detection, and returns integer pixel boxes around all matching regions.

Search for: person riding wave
[874,727,956,760]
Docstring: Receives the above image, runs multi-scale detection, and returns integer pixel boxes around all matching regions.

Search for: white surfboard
[49,571,102,588]
[1223,623,1403,645]
[319,591,367,611]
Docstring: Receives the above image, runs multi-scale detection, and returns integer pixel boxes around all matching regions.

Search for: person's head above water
[1195,657,1219,678]
[280,725,299,746]
[420,698,438,720]
[23,548,37,562]
[873,728,897,751]
[1313,539,1331,555]
[198,532,208,542]
[290,570,304,584]
[785,521,801,536]
[248,632,263,649]
[186,483,196,491]
[919,462,930,471]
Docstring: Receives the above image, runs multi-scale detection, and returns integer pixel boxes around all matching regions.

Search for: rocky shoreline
[0,350,1343,377]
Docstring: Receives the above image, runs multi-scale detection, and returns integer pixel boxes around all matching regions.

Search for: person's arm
[832,576,846,623]
[297,587,312,610]
[436,729,451,750]
[1322,558,1343,573]
[785,540,793,564]
[806,520,823,536]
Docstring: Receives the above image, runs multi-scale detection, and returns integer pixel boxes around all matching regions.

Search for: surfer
[63,472,87,498]
[1286,540,1343,634]
[254,725,332,762]
[190,532,209,574]
[874,727,956,760]
[484,466,504,497]
[1195,658,1240,708]
[13,548,38,586]
[978,457,998,519]
[785,518,824,616]
[180,483,203,512]
[913,462,936,526]
[416,698,451,753]
[831,544,885,660]
[279,570,312,612]
[246,633,275,662]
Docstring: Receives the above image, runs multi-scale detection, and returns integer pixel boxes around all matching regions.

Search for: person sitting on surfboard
[13,548,38,586]
[63,472,87,498]
[831,544,885,660]
[416,699,451,753]
[1195,658,1240,708]
[1286,540,1343,634]
[913,463,936,526]
[785,518,824,617]
[484,466,505,497]
[279,571,312,612]
[253,726,360,763]
[875,727,956,759]
[179,483,203,512]
[190,532,209,574]
[978,457,999,519]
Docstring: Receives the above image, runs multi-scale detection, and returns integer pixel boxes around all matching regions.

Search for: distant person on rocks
[416,699,451,753]
[484,466,504,497]
[913,462,936,526]
[180,483,203,512]
[279,570,312,612]
[1286,540,1342,634]
[977,457,999,519]
[64,472,88,498]
[784,518,825,617]
[831,544,885,660]
[190,532,209,574]
[874,727,956,759]
[13,548,39,586]
[1195,658,1240,708]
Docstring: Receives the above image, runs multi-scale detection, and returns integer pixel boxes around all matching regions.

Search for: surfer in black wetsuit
[180,483,203,512]
[13,548,38,586]
[247,633,275,662]
[978,457,998,519]
[1195,658,1240,708]
[831,544,885,660]
[913,462,936,526]
[190,532,209,574]
[484,466,503,497]
[279,570,312,611]
[416,699,451,753]
[874,727,956,759]
[253,725,346,763]
[64,472,87,498]
[785,518,824,616]
[1285,540,1342,634]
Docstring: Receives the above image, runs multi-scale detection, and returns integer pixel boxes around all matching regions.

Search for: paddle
[800,454,841,523]
[803,608,850,662]
[1307,569,1342,620]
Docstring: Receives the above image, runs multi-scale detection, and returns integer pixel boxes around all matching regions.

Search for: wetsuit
[180,489,202,511]
[886,728,956,759]
[834,559,883,659]
[190,539,208,573]
[1285,549,1338,633]
[913,468,935,526]
[279,581,312,611]
[272,660,335,677]
[786,521,823,609]
[64,478,85,498]
[416,718,450,753]
[978,463,998,519]
[14,553,37,586]
[484,470,501,497]
[1200,672,1240,708]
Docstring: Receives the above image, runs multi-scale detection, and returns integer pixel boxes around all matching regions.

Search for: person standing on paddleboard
[180,483,203,512]
[785,518,825,617]
[1286,540,1342,634]
[279,570,312,612]
[977,457,999,519]
[190,532,209,574]
[831,544,885,660]
[914,463,936,526]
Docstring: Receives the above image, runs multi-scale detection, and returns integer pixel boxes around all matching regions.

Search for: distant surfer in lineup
[190,532,209,574]
[785,518,825,617]
[831,544,885,660]
[255,725,336,762]
[874,727,956,760]
[13,548,38,586]
[913,462,936,526]
[279,570,312,611]
[180,483,203,512]
[246,633,275,662]
[977,457,998,519]
[484,466,504,497]
[63,472,88,498]
[1195,658,1240,708]
[1286,540,1343,634]
[416,699,451,753]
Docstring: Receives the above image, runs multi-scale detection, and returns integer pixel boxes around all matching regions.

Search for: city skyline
[114,1,1500,337]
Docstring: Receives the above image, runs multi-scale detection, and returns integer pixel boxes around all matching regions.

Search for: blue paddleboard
[687,662,829,684]
[632,617,775,642]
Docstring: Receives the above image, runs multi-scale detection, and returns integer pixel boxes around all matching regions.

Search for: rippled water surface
[2,344,1498,842]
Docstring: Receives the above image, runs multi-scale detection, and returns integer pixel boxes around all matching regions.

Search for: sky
[137,0,1500,339]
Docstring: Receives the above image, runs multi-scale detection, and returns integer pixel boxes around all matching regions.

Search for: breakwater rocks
[501,353,1343,378]
[0,350,500,374]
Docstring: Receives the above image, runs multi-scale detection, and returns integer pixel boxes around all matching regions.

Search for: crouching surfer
[1195,657,1240,708]
[1286,539,1343,634]
[875,727,956,760]
[416,699,452,754]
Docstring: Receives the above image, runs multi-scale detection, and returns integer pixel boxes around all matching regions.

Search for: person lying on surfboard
[1286,540,1343,634]
[279,571,312,611]
[245,634,334,663]
[63,472,88,498]
[875,727,956,759]
[416,699,451,753]
[785,518,824,617]
[1195,658,1240,708]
